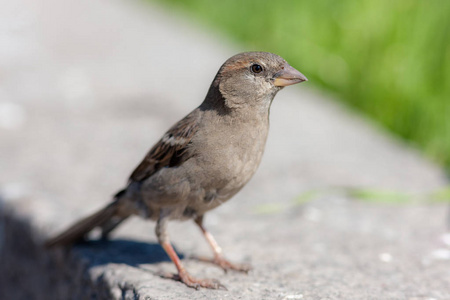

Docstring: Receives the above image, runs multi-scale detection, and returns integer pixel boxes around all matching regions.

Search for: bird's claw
[213,256,252,274]
[164,271,227,290]
[193,255,252,273]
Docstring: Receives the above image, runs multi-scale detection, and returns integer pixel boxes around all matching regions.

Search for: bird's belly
[182,140,265,216]
[135,144,264,221]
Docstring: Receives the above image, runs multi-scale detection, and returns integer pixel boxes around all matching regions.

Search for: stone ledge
[1,194,450,299]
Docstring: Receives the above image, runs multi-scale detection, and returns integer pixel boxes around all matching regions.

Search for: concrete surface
[0,0,449,299]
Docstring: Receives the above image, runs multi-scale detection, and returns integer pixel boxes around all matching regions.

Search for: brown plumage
[45,52,307,289]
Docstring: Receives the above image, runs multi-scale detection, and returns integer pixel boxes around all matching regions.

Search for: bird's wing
[129,109,201,182]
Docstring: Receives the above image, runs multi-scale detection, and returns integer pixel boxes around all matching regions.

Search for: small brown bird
[46,52,307,289]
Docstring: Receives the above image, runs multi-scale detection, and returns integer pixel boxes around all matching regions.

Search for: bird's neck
[199,85,232,115]
[200,85,273,122]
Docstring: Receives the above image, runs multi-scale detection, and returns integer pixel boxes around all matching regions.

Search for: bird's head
[208,52,307,111]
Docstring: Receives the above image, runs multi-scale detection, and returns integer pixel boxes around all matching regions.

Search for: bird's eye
[250,64,263,74]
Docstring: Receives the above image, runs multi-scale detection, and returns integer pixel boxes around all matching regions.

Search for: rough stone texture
[0,0,449,299]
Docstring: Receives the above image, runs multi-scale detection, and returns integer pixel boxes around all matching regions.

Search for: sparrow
[45,52,307,289]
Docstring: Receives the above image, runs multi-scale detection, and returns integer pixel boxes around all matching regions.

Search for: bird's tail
[45,198,125,248]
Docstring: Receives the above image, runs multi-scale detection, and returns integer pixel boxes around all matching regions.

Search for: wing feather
[129,110,200,182]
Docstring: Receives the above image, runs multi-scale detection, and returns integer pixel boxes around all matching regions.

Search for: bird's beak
[273,64,308,87]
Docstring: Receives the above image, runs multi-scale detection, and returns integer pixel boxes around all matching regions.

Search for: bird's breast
[189,113,269,200]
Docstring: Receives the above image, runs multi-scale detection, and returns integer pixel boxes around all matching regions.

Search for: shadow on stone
[73,239,183,267]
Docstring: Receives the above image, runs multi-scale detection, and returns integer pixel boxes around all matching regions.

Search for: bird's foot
[213,255,252,273]
[168,270,227,290]
[195,255,252,273]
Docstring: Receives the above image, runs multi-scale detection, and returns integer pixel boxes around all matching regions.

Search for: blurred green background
[152,0,449,172]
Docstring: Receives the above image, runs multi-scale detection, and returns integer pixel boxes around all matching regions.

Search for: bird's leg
[194,215,251,273]
[156,213,225,289]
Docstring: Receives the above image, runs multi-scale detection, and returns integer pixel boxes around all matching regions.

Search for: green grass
[347,188,412,203]
[430,186,450,202]
[347,187,450,203]
[251,187,450,215]
[152,0,450,171]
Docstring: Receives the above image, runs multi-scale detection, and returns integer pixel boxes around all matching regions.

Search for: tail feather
[45,201,120,248]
